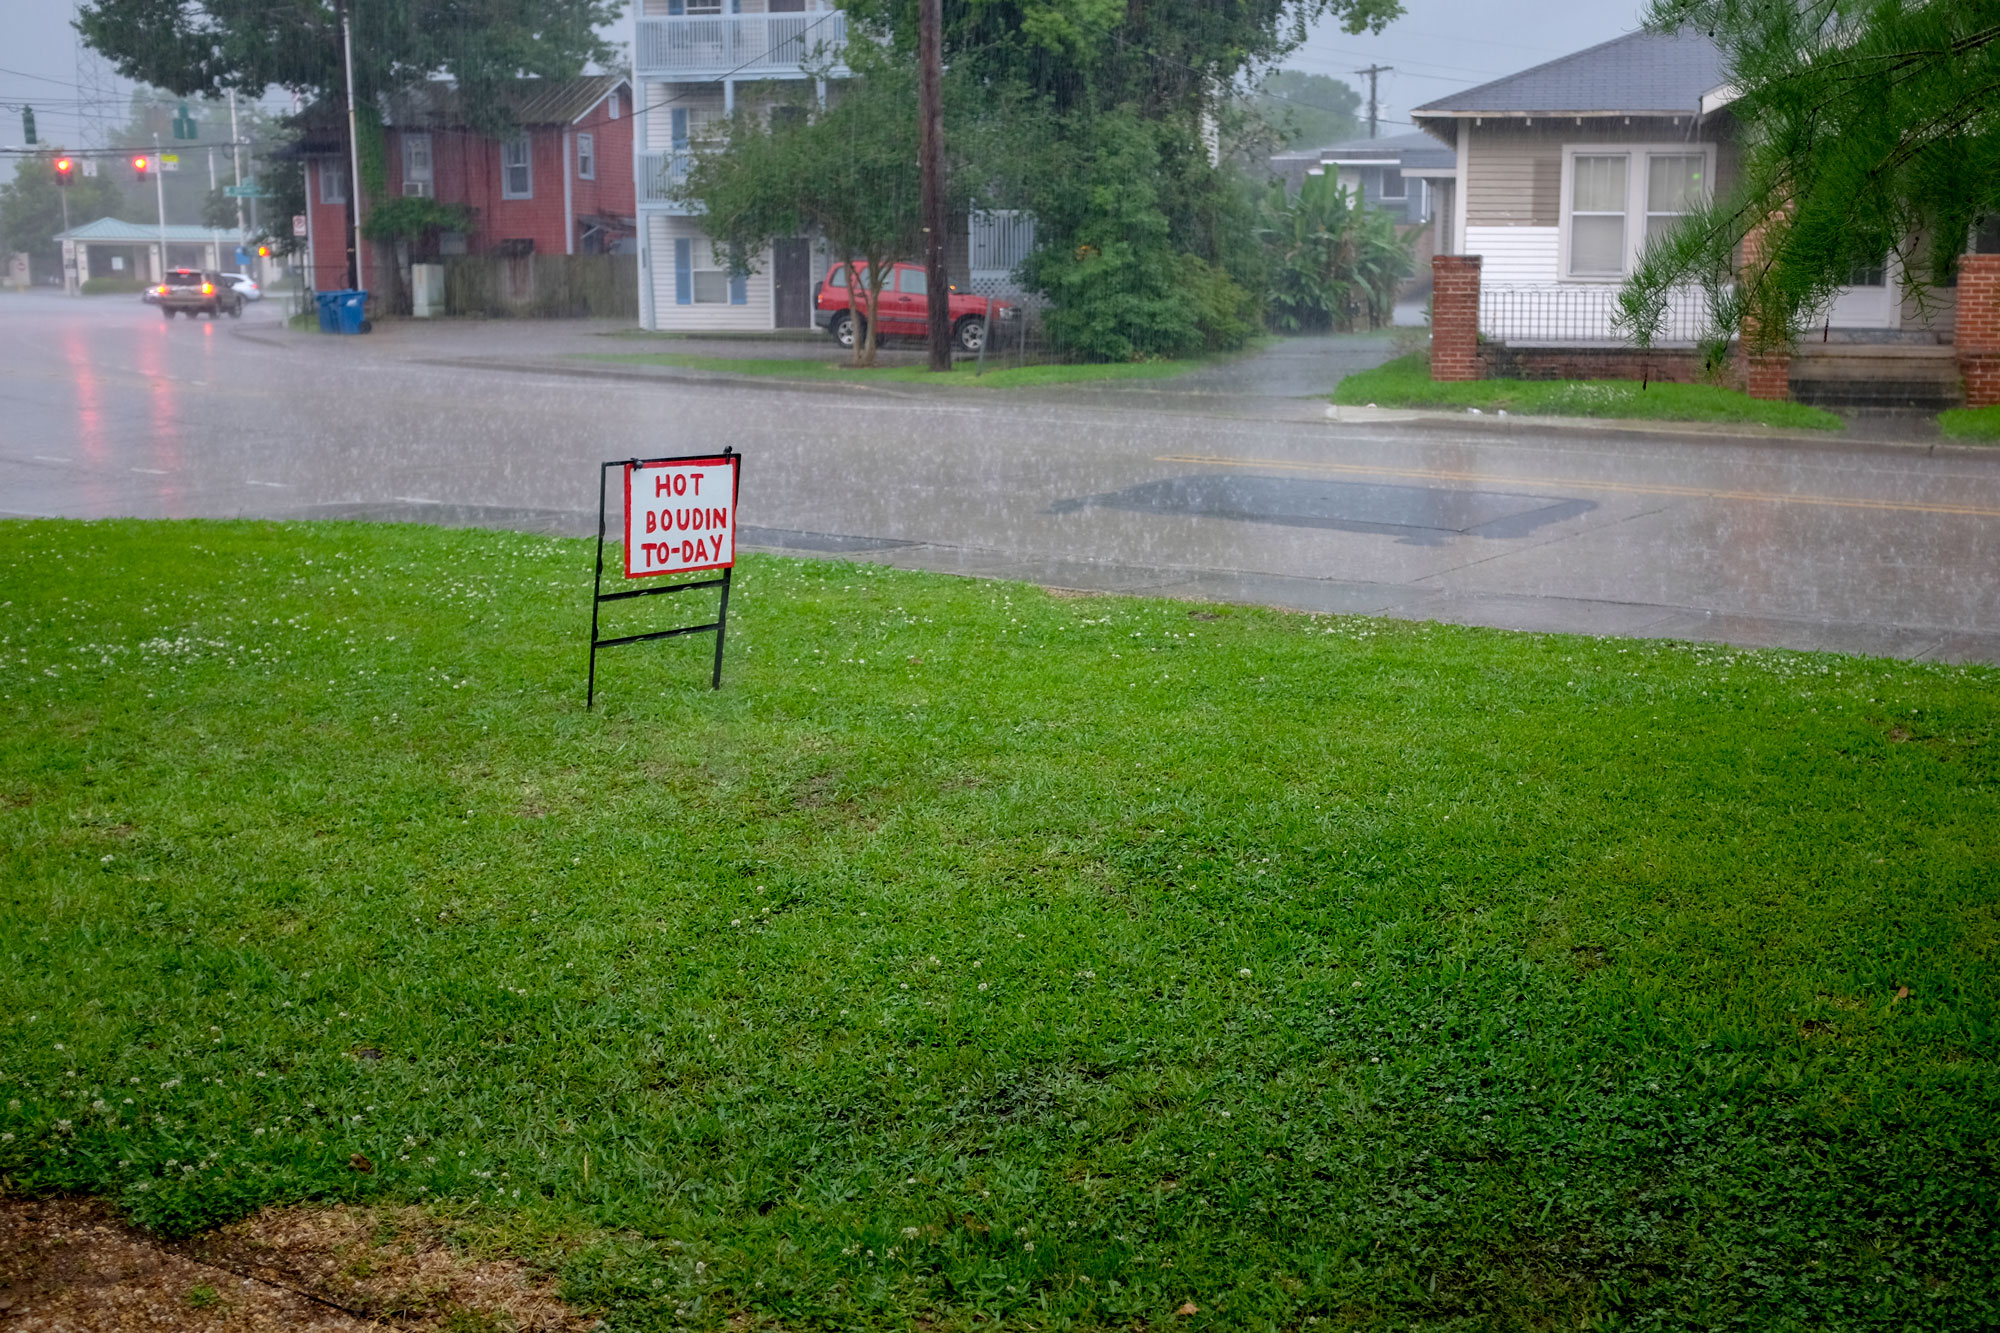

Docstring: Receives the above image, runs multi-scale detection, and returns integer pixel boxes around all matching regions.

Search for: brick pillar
[1744,355,1792,401]
[1737,214,1791,400]
[1957,253,2000,408]
[1431,253,1481,382]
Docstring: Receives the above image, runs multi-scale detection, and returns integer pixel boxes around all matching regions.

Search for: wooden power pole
[1354,64,1391,139]
[918,0,950,372]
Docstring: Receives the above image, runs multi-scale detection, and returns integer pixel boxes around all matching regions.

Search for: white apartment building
[632,0,849,331]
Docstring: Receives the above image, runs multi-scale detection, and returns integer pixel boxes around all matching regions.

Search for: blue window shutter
[671,109,688,151]
[729,272,747,304]
[674,239,692,305]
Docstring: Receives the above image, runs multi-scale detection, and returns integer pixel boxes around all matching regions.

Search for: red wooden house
[301,75,635,293]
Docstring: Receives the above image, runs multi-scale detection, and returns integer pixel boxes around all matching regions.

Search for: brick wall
[1431,254,1480,382]
[1479,344,1727,386]
[1958,253,2000,408]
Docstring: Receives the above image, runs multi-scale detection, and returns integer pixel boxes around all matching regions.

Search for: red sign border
[622,454,739,580]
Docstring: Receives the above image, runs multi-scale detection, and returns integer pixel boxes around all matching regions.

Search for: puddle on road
[1052,474,1596,545]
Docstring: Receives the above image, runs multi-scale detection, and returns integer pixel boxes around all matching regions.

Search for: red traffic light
[132,155,149,176]
[54,157,73,175]
[257,245,270,257]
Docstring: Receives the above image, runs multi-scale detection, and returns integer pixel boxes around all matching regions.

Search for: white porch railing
[1479,285,1716,347]
[635,12,848,77]
[636,150,692,205]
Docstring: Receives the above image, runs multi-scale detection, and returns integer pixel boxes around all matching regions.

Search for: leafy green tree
[842,0,1401,359]
[1622,0,2000,350]
[76,0,621,132]
[1255,170,1410,332]
[1022,108,1257,359]
[0,153,133,282]
[1247,70,1363,150]
[678,68,938,367]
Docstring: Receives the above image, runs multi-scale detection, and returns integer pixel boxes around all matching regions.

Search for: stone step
[1789,344,1960,381]
[1792,377,1964,411]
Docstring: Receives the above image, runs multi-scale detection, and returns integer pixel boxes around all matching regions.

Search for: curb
[1323,403,1993,460]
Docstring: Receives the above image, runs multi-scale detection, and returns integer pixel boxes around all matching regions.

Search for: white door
[1825,254,1899,328]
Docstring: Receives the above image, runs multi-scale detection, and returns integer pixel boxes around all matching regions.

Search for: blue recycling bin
[314,289,371,334]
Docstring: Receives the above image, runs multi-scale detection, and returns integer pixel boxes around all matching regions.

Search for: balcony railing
[1479,284,1716,347]
[636,150,693,205]
[635,12,848,77]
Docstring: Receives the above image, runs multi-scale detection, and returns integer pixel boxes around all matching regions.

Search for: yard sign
[586,450,740,707]
[623,456,736,578]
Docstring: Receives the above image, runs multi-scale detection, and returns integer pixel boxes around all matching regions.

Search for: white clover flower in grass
[1238,968,1252,978]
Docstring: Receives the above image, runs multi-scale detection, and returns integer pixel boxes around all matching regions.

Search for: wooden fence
[442,253,638,319]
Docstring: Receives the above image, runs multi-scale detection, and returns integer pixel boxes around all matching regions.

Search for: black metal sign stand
[587,449,737,708]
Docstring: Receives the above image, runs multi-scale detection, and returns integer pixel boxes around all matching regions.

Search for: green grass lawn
[575,351,1196,390]
[1939,404,2000,441]
[1335,353,1846,430]
[3,519,1996,1331]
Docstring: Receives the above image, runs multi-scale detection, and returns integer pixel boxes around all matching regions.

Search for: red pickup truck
[814,261,1016,353]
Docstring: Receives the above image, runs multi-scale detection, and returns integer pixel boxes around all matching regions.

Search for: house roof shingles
[383,75,629,129]
[1412,29,1726,117]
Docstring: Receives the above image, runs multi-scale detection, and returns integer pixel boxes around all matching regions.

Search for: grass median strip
[3,519,1996,1330]
[1334,352,1846,430]
[1939,404,2000,442]
[573,350,1196,389]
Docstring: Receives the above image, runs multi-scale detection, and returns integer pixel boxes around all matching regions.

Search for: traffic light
[133,154,150,182]
[53,156,73,186]
[257,245,270,258]
[21,107,35,145]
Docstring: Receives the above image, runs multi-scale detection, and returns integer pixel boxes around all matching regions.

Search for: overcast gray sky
[4,0,1652,182]
[1290,0,1651,134]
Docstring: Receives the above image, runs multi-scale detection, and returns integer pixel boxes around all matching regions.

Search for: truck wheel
[831,311,863,349]
[161,306,175,320]
[228,302,242,318]
[953,316,986,353]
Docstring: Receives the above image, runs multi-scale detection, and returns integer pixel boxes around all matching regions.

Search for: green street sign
[172,104,198,140]
[223,184,270,198]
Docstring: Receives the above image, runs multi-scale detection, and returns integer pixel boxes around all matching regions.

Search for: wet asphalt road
[4,290,1998,662]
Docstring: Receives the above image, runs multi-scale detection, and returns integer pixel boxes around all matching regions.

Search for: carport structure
[54,218,239,294]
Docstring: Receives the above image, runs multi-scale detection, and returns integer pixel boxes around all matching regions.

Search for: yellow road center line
[1154,454,2000,519]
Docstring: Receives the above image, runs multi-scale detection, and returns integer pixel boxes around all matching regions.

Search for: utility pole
[228,89,246,244]
[339,0,365,291]
[152,133,168,281]
[1355,64,1391,139]
[917,0,950,372]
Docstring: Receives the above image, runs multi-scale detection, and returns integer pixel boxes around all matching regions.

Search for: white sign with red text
[623,455,737,578]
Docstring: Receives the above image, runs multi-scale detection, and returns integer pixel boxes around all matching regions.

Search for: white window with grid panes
[576,131,594,180]
[401,132,433,197]
[1559,145,1713,280]
[317,158,347,204]
[501,136,532,199]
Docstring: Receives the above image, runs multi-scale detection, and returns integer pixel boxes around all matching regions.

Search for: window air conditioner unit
[403,181,433,198]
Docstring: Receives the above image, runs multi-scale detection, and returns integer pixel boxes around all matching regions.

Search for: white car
[217,272,262,301]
